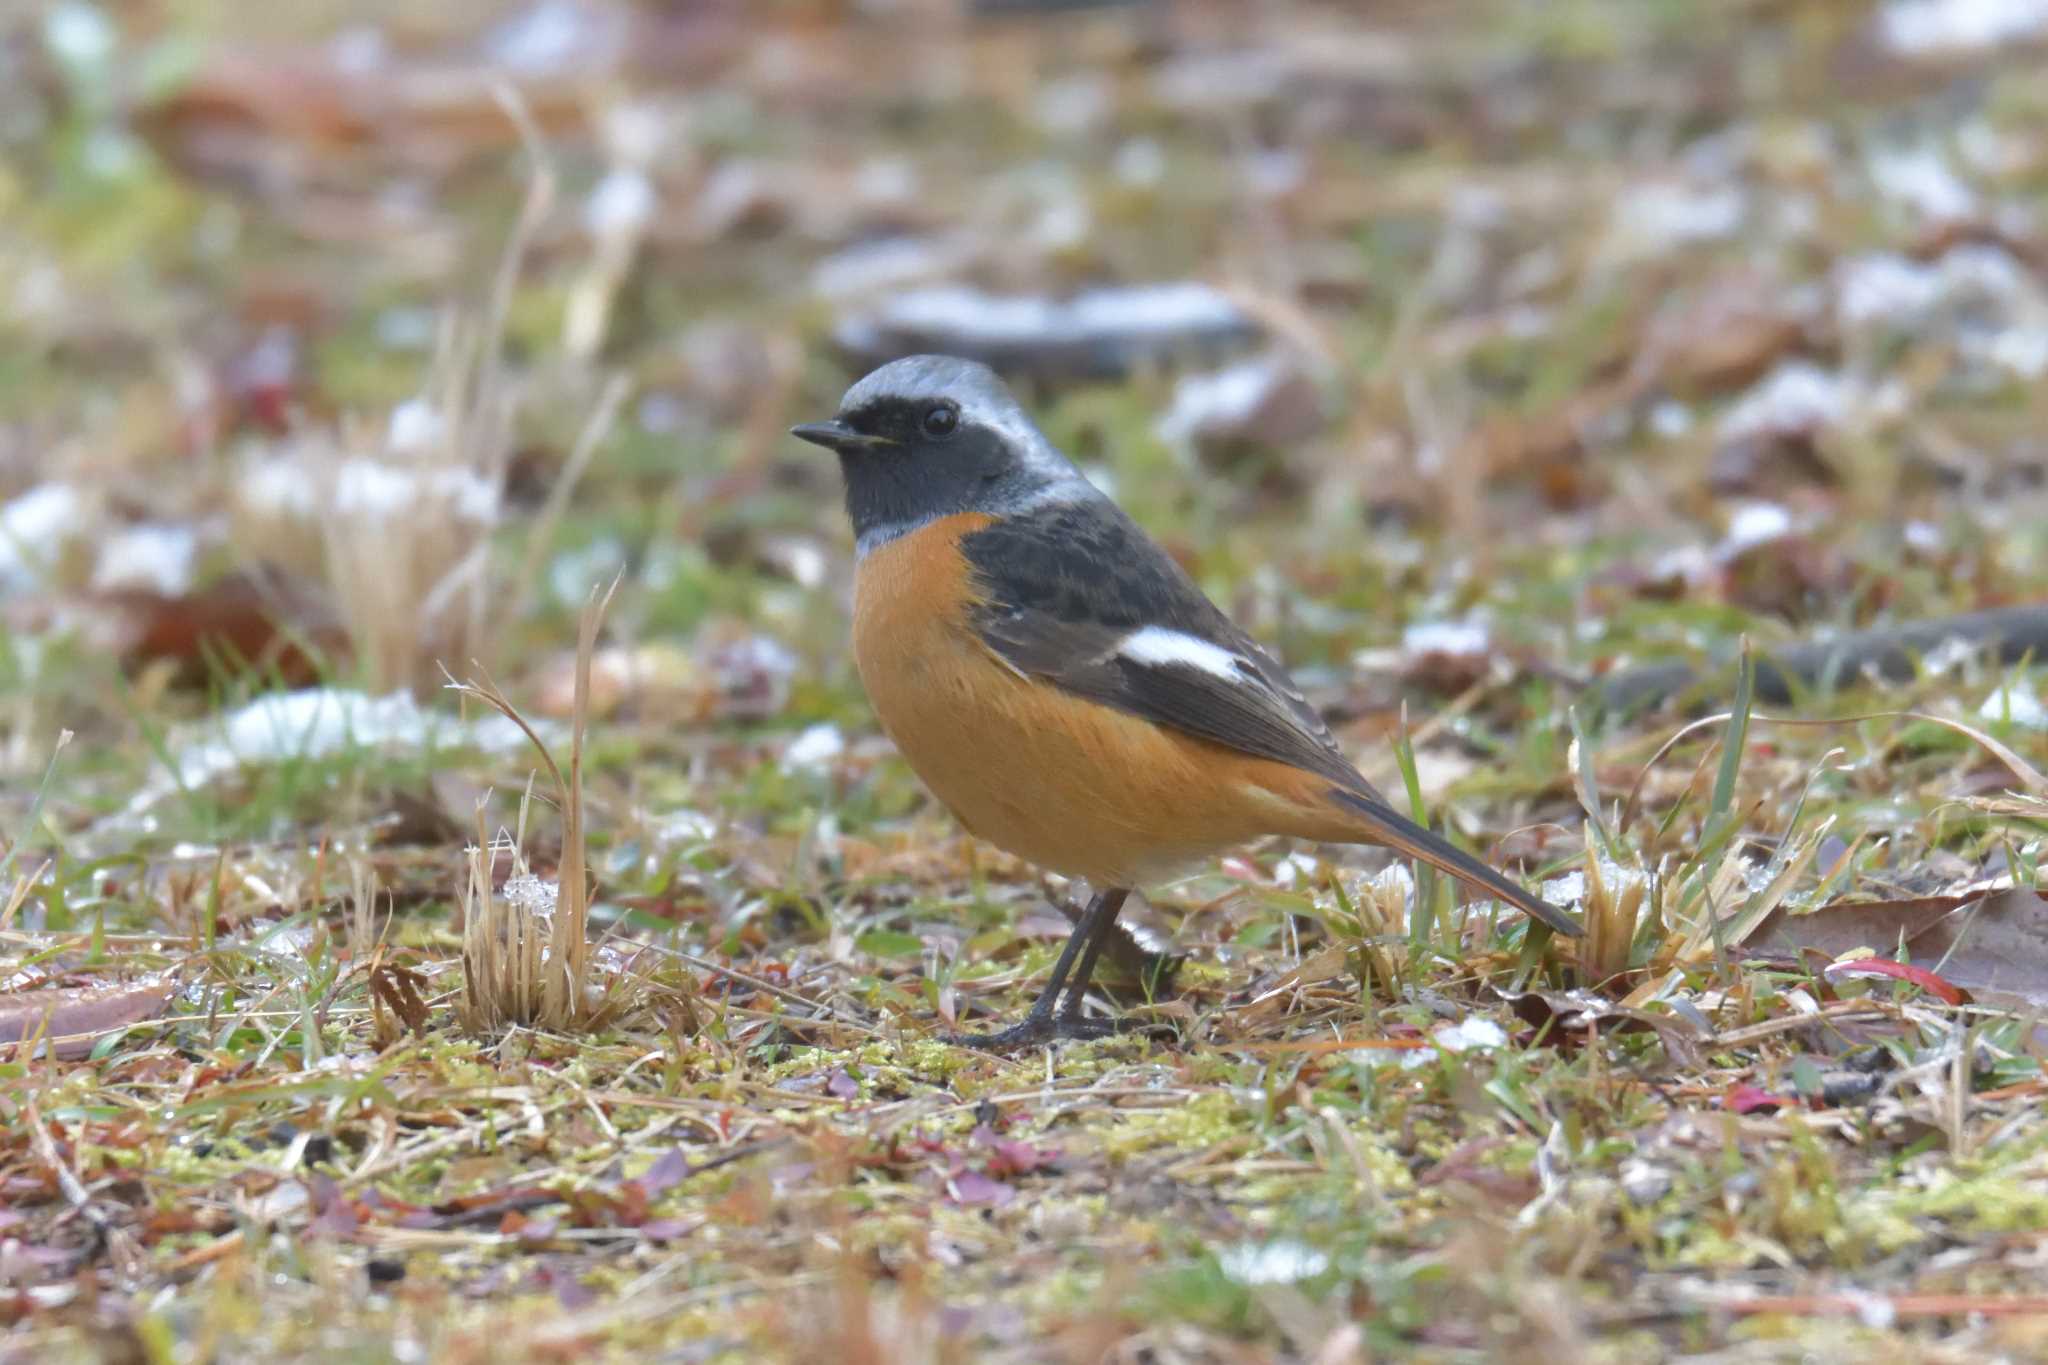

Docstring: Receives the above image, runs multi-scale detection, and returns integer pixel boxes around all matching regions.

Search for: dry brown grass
[226,102,625,694]
[453,579,630,1034]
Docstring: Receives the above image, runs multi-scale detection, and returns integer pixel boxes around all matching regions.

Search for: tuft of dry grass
[453,579,632,1033]
[1575,831,1656,987]
[227,102,625,694]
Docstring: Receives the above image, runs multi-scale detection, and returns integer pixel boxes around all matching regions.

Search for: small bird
[794,355,1579,1047]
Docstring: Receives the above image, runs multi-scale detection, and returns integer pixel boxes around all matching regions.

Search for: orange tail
[1326,787,1581,936]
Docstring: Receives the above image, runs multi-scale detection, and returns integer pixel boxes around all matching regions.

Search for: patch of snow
[1838,246,2048,381]
[1158,358,1285,446]
[1647,542,1714,588]
[836,281,1252,354]
[0,483,89,595]
[1879,0,2048,56]
[334,458,498,524]
[483,0,620,75]
[781,722,845,774]
[384,399,443,457]
[1401,618,1492,660]
[1836,253,1946,328]
[1978,683,2048,730]
[652,809,719,845]
[239,431,500,528]
[547,537,627,607]
[1033,74,1111,136]
[1218,1240,1331,1286]
[327,25,387,77]
[126,688,545,817]
[852,158,917,208]
[44,3,116,73]
[1244,147,1305,199]
[1541,870,1588,908]
[90,522,199,596]
[1113,138,1166,188]
[1648,400,1694,439]
[1717,362,1855,442]
[501,873,559,916]
[585,168,656,239]
[1434,1016,1508,1053]
[1903,520,1944,554]
[1867,143,1977,221]
[809,235,980,301]
[1272,851,1321,889]
[1611,180,1745,252]
[1620,1157,1673,1205]
[1402,1016,1510,1069]
[1838,244,2029,329]
[1721,501,1796,555]
[375,307,436,351]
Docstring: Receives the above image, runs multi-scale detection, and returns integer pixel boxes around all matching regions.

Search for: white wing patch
[1117,626,1246,681]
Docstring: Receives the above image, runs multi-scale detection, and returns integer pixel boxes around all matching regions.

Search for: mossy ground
[4,2,2048,1361]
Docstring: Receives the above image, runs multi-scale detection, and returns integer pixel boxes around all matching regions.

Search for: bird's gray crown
[838,354,1085,491]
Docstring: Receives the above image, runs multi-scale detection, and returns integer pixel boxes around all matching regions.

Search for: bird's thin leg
[1053,888,1131,1025]
[948,888,1131,1049]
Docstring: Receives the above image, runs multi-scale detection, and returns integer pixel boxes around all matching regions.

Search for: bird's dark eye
[922,404,958,438]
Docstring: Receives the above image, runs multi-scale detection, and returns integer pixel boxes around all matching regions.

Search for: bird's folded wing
[958,502,1582,936]
[958,502,1377,798]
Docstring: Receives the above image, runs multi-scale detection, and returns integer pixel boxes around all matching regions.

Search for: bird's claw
[944,1011,1121,1050]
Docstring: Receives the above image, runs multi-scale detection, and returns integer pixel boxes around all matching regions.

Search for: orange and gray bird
[793,355,1580,1046]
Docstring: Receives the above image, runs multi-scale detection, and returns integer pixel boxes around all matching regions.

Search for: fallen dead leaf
[0,981,177,1061]
[1497,987,1706,1070]
[1823,957,1970,1006]
[1753,883,2048,1010]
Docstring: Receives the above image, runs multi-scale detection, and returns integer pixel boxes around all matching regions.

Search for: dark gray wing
[957,499,1583,936]
[958,500,1377,798]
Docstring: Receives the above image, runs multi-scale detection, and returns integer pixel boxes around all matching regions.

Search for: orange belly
[852,515,1355,887]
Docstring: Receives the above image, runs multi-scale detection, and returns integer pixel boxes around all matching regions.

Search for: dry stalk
[229,91,624,693]
[1576,826,1657,987]
[1352,866,1409,1000]
[346,858,383,962]
[1,861,40,934]
[453,578,624,1033]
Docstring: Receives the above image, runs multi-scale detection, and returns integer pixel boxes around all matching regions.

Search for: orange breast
[852,515,1355,887]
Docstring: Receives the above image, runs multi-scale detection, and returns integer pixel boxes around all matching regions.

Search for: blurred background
[7,3,2048,1358]
[5,0,2047,775]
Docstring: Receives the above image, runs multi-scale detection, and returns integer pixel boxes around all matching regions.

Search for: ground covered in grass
[4,1,2048,1360]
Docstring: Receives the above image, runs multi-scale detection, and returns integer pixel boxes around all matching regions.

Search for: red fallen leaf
[1823,958,1970,1006]
[500,1211,560,1245]
[628,1148,692,1202]
[531,1264,598,1312]
[97,572,342,686]
[638,1217,695,1242]
[972,1125,1057,1178]
[142,1207,233,1239]
[0,982,176,1061]
[224,325,303,435]
[1416,1136,1540,1202]
[420,1186,562,1230]
[1754,882,2048,1010]
[946,1170,1015,1207]
[305,1175,363,1239]
[1726,1083,1792,1115]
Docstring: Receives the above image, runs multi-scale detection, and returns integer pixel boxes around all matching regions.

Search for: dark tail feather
[1327,787,1582,937]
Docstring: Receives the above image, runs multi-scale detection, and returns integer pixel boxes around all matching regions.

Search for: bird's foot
[944,1010,1121,1050]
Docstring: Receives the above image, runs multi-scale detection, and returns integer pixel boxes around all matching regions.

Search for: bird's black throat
[836,420,1026,550]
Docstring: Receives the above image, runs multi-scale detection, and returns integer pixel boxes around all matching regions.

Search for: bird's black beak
[790,420,892,454]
